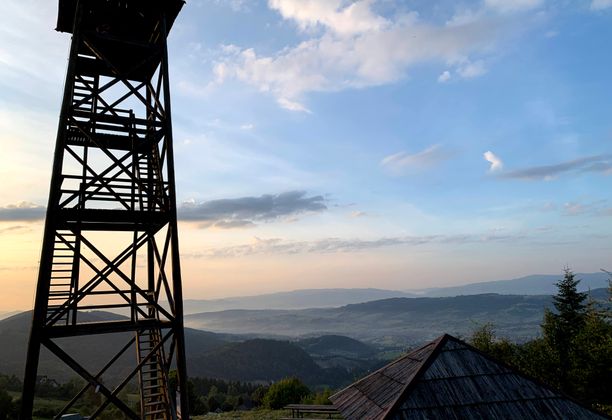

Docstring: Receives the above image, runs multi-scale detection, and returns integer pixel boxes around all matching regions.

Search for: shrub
[262,377,310,409]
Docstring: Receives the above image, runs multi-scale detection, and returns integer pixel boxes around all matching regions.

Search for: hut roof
[330,334,608,420]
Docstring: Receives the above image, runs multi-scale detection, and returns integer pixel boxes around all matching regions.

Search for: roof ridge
[329,335,442,402]
[379,334,449,419]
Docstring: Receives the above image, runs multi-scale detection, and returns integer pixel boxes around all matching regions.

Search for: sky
[1,0,612,310]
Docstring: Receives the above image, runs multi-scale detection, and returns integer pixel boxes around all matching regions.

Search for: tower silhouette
[20,1,189,418]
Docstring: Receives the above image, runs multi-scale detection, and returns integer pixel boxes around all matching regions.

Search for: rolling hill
[188,339,365,387]
[0,311,231,385]
[0,311,375,387]
[296,335,376,359]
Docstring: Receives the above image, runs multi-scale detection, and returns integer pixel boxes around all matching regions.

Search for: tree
[250,385,268,407]
[301,388,333,405]
[469,323,516,362]
[469,268,612,413]
[542,268,587,393]
[0,388,16,420]
[569,296,612,406]
[262,377,310,409]
[552,268,587,328]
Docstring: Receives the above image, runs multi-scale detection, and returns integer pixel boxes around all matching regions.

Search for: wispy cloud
[483,151,504,172]
[500,154,612,180]
[0,225,31,235]
[457,60,487,78]
[563,202,587,216]
[381,144,452,175]
[559,200,612,218]
[186,232,525,258]
[0,202,45,221]
[484,0,544,14]
[590,0,612,10]
[210,0,539,111]
[179,191,326,228]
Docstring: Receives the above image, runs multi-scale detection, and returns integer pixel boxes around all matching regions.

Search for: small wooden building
[330,334,608,419]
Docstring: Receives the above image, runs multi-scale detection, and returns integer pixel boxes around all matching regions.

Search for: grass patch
[194,409,291,419]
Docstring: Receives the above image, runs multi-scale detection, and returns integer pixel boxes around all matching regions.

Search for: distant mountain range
[418,272,610,297]
[182,288,414,314]
[179,272,609,313]
[184,288,610,346]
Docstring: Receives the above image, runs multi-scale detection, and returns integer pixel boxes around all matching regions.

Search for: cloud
[483,151,504,172]
[457,60,487,78]
[277,97,312,113]
[590,0,612,10]
[186,232,524,258]
[381,144,452,175]
[484,0,545,13]
[600,207,612,217]
[0,202,46,221]
[179,191,326,228]
[240,123,255,130]
[563,202,587,216]
[500,154,612,180]
[438,70,451,83]
[268,0,388,35]
[0,225,31,235]
[213,0,513,111]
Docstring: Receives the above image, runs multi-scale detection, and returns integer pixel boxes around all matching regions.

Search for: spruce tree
[552,268,587,330]
[543,268,587,393]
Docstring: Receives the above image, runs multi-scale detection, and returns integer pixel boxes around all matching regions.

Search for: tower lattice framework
[21,1,189,418]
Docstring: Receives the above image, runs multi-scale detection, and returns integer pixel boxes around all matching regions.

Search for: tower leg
[20,328,41,419]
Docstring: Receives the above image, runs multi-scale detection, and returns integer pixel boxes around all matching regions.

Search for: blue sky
[1,0,611,307]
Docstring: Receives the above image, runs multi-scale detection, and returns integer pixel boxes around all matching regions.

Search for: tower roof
[56,0,185,38]
[330,334,608,420]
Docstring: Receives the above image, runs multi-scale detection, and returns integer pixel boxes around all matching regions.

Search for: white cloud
[268,0,388,35]
[240,123,255,130]
[484,151,504,172]
[214,1,505,111]
[278,97,312,113]
[590,0,612,10]
[438,70,451,83]
[381,145,452,175]
[458,60,487,78]
[485,0,544,13]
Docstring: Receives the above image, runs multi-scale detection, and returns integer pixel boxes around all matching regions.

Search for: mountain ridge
[184,287,610,346]
[179,272,609,313]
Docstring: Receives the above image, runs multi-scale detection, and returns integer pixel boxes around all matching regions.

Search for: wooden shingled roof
[329,334,609,420]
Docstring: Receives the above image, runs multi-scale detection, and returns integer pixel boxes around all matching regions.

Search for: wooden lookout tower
[20,0,189,418]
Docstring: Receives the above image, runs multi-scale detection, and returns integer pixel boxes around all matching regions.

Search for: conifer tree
[543,268,587,393]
